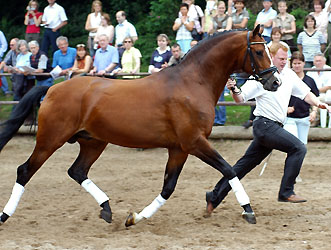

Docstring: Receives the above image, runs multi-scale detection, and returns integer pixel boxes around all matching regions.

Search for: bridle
[241,31,278,84]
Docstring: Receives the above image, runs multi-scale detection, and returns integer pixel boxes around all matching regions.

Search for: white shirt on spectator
[241,67,310,124]
[42,3,68,29]
[307,64,331,101]
[175,17,193,40]
[256,7,277,37]
[115,20,138,46]
[179,4,204,33]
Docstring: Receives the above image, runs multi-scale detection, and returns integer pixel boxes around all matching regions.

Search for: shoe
[278,194,307,203]
[213,123,224,126]
[242,120,253,129]
[205,192,214,215]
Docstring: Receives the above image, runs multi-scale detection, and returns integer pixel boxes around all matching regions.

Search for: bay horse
[0,25,279,227]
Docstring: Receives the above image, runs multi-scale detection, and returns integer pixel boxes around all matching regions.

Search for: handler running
[206,43,331,215]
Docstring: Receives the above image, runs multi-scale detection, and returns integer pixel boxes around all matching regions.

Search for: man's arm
[304,91,331,112]
[226,78,244,103]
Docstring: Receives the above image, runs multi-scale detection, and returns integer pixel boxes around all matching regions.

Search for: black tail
[0,85,50,152]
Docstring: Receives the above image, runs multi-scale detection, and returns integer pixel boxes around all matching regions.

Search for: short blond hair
[269,43,288,56]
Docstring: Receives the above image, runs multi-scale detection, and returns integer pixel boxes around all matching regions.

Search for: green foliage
[290,8,309,34]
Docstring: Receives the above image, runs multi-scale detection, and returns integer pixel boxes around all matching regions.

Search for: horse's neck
[187,34,243,104]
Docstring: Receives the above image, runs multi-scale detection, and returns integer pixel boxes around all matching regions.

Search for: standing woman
[284,51,319,146]
[71,44,93,77]
[183,0,205,41]
[85,0,103,57]
[93,13,115,48]
[267,27,291,60]
[297,15,326,68]
[24,0,43,43]
[231,0,249,29]
[173,3,194,53]
[272,0,296,53]
[209,1,232,34]
[309,0,329,42]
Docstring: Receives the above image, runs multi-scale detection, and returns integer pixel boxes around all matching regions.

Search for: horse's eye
[256,51,263,57]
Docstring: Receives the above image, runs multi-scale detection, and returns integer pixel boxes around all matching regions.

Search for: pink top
[25,11,43,34]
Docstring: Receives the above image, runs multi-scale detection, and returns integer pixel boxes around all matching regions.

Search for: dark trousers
[209,116,307,208]
[13,74,35,101]
[41,28,60,56]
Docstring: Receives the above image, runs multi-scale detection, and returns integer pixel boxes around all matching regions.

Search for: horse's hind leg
[125,148,188,227]
[67,138,111,223]
[191,137,256,224]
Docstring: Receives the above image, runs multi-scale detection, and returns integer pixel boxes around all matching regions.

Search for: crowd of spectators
[0,0,331,127]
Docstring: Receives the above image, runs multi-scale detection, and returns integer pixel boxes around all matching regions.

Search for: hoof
[0,212,9,225]
[242,212,256,224]
[99,209,112,223]
[205,192,214,216]
[125,212,136,227]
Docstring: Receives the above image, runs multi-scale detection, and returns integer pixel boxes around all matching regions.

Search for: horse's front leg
[125,148,188,227]
[192,137,256,224]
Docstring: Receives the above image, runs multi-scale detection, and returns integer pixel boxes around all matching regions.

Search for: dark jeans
[41,28,60,56]
[209,116,307,208]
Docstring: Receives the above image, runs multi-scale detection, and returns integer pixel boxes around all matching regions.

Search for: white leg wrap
[3,183,25,216]
[229,177,250,206]
[81,179,109,205]
[139,194,166,219]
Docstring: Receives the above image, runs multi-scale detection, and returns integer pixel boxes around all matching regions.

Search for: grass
[0,78,250,125]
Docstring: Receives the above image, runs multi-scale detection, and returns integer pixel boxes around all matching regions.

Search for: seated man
[52,36,76,77]
[168,43,185,67]
[90,34,119,76]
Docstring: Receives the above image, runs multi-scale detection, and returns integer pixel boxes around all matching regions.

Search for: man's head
[56,36,69,54]
[171,43,182,59]
[28,40,40,55]
[262,0,272,11]
[313,53,327,68]
[47,0,56,6]
[98,34,110,49]
[269,43,288,72]
[116,11,126,24]
[9,38,19,51]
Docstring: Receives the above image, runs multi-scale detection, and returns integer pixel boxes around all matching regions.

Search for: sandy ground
[0,136,331,250]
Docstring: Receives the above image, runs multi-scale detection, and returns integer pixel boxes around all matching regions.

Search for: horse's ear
[253,24,260,37]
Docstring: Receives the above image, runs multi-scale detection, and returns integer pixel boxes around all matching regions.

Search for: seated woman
[116,36,142,79]
[148,34,172,74]
[71,44,93,77]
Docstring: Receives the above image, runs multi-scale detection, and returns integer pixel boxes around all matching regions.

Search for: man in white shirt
[41,0,68,55]
[307,53,331,127]
[205,43,331,217]
[114,11,138,47]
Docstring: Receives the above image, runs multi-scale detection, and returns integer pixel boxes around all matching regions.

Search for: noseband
[242,31,277,83]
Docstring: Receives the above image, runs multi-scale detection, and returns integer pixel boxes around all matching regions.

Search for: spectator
[90,34,119,76]
[116,36,142,79]
[284,51,319,146]
[209,1,232,34]
[168,43,185,66]
[272,0,296,53]
[24,0,43,43]
[13,40,34,101]
[267,27,291,60]
[310,0,329,42]
[324,0,331,65]
[231,0,249,29]
[52,36,76,77]
[297,15,326,68]
[173,3,194,53]
[114,10,138,47]
[148,34,172,73]
[28,40,53,87]
[182,0,205,41]
[203,0,217,37]
[307,53,331,128]
[0,30,9,95]
[93,13,114,49]
[115,10,138,68]
[254,0,277,43]
[41,0,68,56]
[71,44,93,78]
[0,38,19,96]
[85,0,103,57]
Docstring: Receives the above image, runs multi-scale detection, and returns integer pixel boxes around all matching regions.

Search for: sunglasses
[124,41,132,43]
[76,44,85,48]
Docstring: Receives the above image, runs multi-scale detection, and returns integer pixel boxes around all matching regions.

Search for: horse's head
[241,25,280,91]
